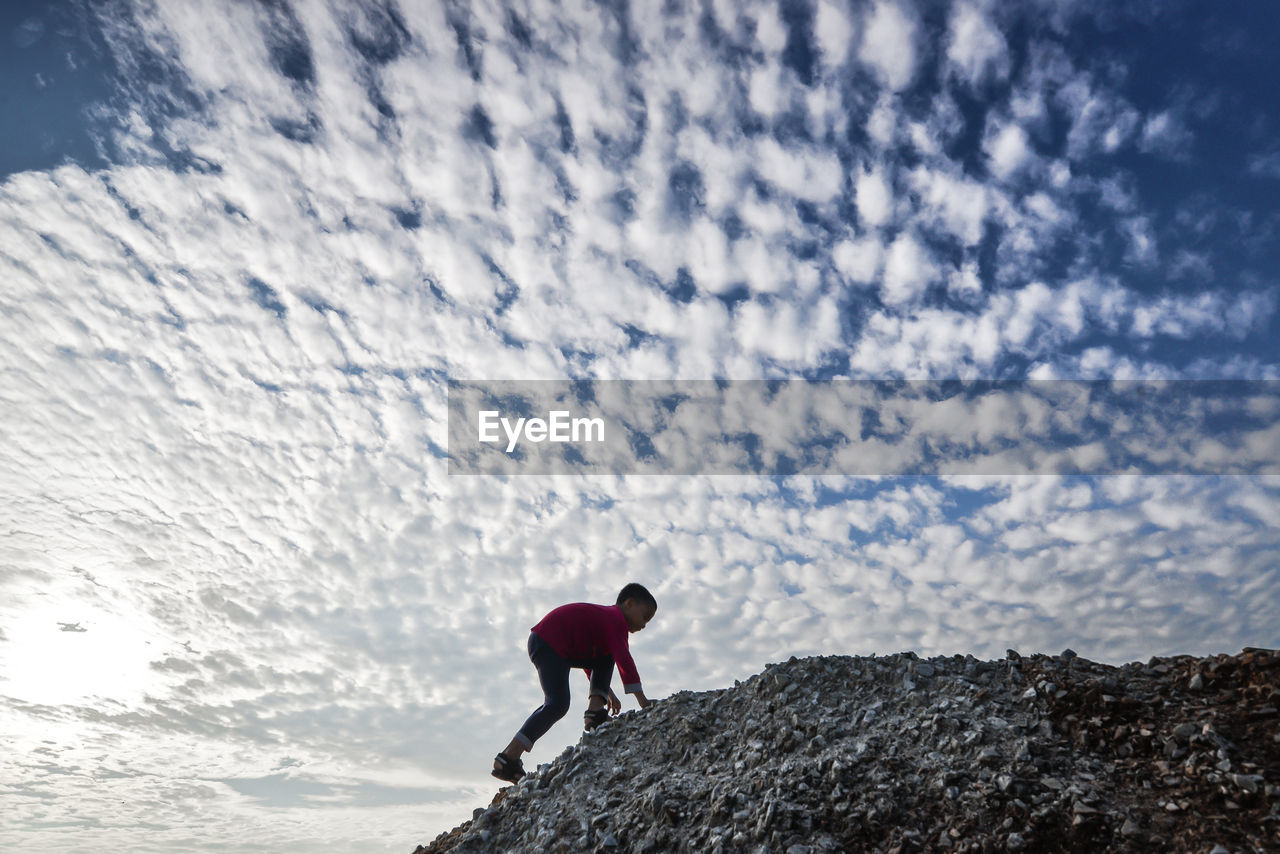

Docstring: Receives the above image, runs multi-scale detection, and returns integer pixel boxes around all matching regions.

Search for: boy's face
[621,598,656,633]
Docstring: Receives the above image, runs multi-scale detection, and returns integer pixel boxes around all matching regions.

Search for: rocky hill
[415,647,1278,853]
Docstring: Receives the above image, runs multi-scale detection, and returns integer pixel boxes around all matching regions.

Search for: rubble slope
[416,647,1279,853]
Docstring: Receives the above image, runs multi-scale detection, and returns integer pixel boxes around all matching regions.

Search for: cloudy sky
[2,0,1278,850]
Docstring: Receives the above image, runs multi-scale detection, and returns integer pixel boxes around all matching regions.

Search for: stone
[977,746,1002,765]
[1230,773,1262,794]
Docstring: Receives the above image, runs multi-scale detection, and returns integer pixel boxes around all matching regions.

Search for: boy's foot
[583,708,609,731]
[491,752,524,784]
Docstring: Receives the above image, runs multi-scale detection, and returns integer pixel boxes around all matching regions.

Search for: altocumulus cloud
[1,0,1279,851]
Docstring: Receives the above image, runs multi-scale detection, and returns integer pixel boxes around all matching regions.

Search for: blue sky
[1,0,1278,851]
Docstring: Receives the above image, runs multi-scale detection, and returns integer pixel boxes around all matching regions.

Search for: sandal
[583,708,609,731]
[491,752,524,784]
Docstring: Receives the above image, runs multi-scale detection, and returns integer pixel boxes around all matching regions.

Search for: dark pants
[516,632,614,749]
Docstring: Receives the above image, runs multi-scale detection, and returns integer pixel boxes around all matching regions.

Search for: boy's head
[616,582,657,633]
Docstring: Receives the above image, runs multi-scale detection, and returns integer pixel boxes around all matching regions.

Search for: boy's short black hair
[617,582,657,610]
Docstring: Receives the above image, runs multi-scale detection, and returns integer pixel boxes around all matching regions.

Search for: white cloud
[682,217,734,294]
[1024,191,1065,224]
[1059,76,1140,160]
[946,2,1009,87]
[881,231,936,304]
[736,295,842,365]
[907,166,988,245]
[985,121,1031,179]
[1139,111,1193,161]
[748,61,787,118]
[949,261,982,297]
[1247,150,1280,179]
[848,307,997,375]
[1129,290,1275,340]
[814,0,855,67]
[805,83,847,139]
[999,281,1054,347]
[866,94,898,148]
[733,234,798,296]
[675,125,748,215]
[844,277,1149,377]
[1122,216,1157,266]
[755,3,789,53]
[855,164,894,227]
[753,137,845,203]
[832,235,883,284]
[859,2,917,92]
[907,119,943,157]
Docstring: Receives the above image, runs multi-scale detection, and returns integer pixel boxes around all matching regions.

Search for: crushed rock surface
[415,647,1279,853]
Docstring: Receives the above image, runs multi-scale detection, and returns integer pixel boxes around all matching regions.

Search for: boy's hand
[635,690,652,709]
[607,691,621,715]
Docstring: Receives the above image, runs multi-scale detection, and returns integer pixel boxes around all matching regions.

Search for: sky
[1,0,1278,851]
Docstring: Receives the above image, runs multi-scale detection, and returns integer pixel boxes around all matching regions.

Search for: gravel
[414,647,1279,853]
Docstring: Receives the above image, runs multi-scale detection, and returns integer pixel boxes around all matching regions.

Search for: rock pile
[415,647,1279,853]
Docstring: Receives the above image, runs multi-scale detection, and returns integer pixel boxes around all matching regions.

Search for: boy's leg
[497,634,571,769]
[583,656,614,729]
[587,655,614,702]
[582,670,607,713]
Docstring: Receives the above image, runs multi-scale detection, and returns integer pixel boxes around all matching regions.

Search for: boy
[491,583,657,783]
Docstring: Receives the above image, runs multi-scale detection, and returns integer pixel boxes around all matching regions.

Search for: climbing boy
[491,583,657,783]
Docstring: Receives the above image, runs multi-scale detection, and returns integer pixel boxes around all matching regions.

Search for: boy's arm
[633,689,651,709]
[605,629,643,695]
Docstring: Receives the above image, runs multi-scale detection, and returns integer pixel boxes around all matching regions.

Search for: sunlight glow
[1,599,161,707]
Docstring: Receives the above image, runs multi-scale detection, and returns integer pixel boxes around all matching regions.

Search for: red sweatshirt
[531,602,643,694]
